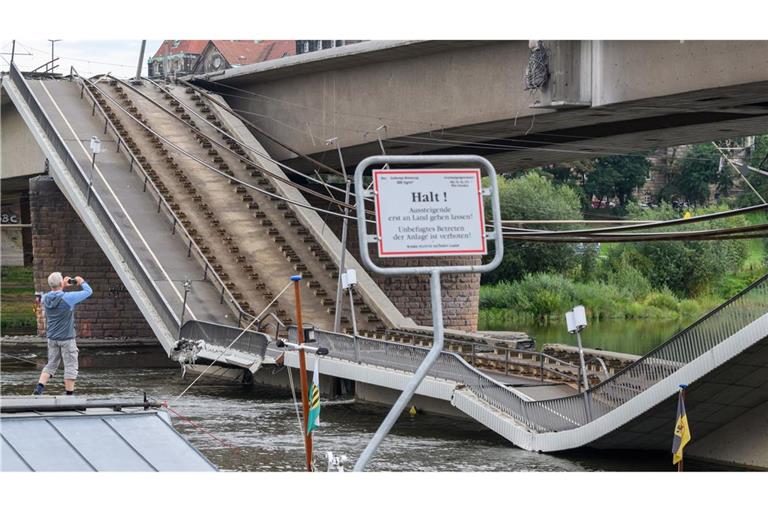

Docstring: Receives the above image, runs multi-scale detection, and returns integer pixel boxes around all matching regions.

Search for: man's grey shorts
[42,338,79,380]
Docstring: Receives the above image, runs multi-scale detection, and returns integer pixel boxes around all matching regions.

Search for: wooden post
[292,275,313,471]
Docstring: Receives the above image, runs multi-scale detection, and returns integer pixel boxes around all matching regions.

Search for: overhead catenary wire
[87,77,370,224]
[140,76,374,207]
[172,280,294,404]
[79,74,768,244]
[183,78,346,178]
[497,203,768,238]
[93,80,768,235]
[111,75,362,212]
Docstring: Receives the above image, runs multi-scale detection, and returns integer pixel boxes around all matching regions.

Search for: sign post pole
[351,155,504,472]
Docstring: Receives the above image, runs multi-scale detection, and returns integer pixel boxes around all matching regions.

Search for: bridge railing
[291,272,768,433]
[524,273,768,431]
[289,327,539,429]
[180,320,269,358]
[7,64,180,339]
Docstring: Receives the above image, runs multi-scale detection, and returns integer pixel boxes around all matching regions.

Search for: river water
[480,315,689,355]
[1,360,727,472]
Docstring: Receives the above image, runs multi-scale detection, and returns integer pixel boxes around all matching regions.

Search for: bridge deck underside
[588,335,768,452]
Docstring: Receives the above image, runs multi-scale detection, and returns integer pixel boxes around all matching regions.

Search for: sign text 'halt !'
[373,169,487,257]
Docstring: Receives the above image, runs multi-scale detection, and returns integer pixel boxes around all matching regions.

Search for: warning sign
[373,169,487,257]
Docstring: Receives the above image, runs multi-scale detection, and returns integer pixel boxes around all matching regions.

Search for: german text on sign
[372,169,487,257]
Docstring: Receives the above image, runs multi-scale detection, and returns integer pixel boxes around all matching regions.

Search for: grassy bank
[1,266,37,334]
[480,272,731,325]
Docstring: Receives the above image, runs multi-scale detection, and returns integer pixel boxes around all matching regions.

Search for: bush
[643,288,680,313]
[484,173,588,283]
[605,203,750,297]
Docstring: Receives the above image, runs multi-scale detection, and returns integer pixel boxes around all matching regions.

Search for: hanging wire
[114,76,364,211]
[90,78,370,224]
[172,280,294,404]
[286,366,306,437]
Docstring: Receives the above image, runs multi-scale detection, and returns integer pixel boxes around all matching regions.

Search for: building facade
[295,40,364,55]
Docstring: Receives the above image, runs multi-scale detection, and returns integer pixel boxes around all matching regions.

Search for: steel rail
[91,79,366,224]
[73,71,260,328]
[384,328,587,384]
[141,76,373,209]
[299,272,768,433]
[113,75,359,212]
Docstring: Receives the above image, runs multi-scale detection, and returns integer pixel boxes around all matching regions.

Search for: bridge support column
[29,176,155,340]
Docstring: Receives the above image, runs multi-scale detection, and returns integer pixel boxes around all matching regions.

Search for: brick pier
[29,176,155,339]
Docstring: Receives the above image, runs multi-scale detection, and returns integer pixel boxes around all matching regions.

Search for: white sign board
[372,169,487,257]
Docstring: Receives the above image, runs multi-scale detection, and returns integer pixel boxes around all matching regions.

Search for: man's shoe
[32,383,45,395]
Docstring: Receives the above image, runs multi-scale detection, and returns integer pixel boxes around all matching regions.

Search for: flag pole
[677,386,685,473]
[292,275,313,472]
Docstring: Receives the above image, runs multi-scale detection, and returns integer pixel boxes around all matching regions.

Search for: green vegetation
[483,172,584,283]
[583,153,651,207]
[481,154,768,324]
[1,266,37,334]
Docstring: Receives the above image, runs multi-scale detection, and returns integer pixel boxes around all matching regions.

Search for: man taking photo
[33,272,92,396]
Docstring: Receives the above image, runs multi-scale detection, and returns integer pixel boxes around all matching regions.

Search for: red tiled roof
[151,40,208,59]
[210,40,295,66]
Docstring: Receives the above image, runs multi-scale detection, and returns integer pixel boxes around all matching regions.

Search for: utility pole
[135,40,147,82]
[0,41,33,67]
[327,137,351,333]
[48,39,61,73]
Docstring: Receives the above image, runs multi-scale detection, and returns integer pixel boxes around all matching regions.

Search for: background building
[192,40,295,74]
[295,40,364,54]
[147,40,207,79]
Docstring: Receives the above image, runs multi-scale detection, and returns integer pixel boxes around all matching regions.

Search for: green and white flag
[307,356,321,434]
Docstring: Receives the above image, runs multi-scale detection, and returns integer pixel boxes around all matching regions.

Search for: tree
[605,203,749,297]
[483,173,587,284]
[669,144,722,205]
[583,154,651,207]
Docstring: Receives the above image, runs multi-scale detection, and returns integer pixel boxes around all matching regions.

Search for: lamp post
[47,39,61,73]
[566,305,589,392]
[566,305,592,421]
[341,269,358,336]
[87,136,101,205]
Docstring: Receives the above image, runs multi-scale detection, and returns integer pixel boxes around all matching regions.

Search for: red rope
[162,401,241,455]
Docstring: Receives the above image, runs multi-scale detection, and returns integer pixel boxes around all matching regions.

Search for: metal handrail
[385,327,584,384]
[288,273,768,433]
[7,63,179,338]
[72,69,258,329]
[524,273,768,431]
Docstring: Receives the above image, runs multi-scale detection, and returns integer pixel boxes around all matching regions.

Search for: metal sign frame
[354,155,504,274]
[352,154,504,471]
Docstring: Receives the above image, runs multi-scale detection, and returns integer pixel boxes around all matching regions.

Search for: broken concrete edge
[401,325,533,344]
[208,91,415,329]
[542,343,641,363]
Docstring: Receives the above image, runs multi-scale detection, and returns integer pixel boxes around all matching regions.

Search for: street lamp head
[341,269,357,290]
[90,136,101,154]
[565,305,588,333]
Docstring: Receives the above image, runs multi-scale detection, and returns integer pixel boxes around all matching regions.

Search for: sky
[0,40,164,78]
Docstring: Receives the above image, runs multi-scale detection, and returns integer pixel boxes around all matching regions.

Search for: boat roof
[0,396,217,472]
